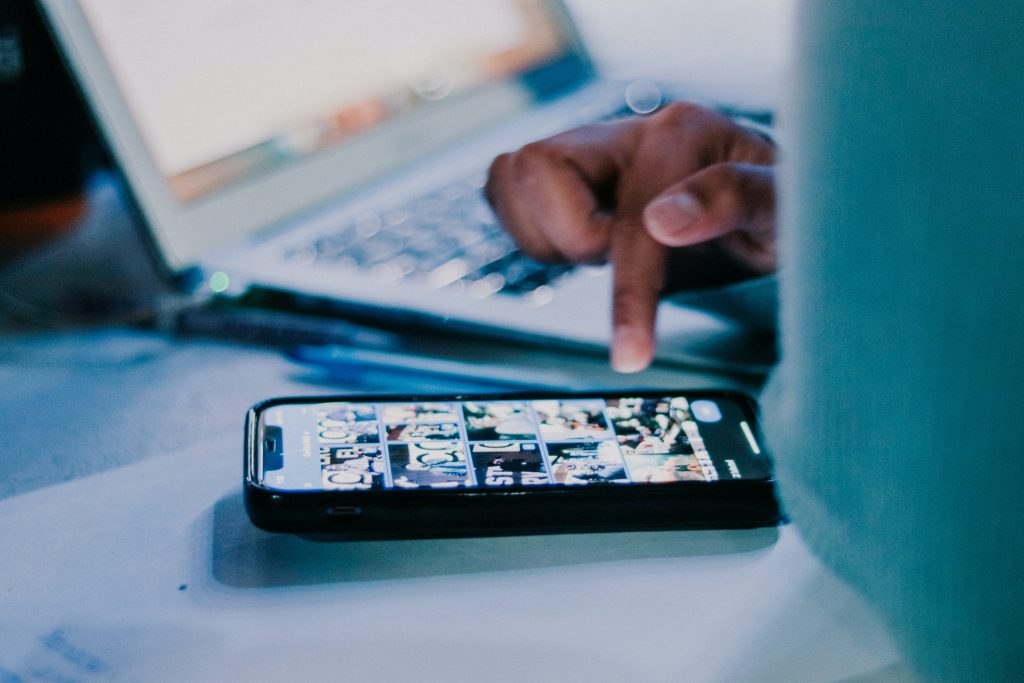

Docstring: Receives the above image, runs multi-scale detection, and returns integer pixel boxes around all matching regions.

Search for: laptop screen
[80,0,579,203]
[44,0,589,271]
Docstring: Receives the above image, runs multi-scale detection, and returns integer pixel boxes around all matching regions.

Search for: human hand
[485,102,776,372]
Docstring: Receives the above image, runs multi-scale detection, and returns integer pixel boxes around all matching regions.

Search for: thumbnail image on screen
[546,441,628,485]
[389,442,469,489]
[463,401,536,441]
[261,395,766,492]
[471,441,548,486]
[321,444,387,490]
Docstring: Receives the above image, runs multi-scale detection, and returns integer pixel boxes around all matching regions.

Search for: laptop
[39,0,774,372]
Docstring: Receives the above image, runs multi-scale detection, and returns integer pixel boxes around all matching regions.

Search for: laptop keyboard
[283,173,573,301]
[280,99,666,301]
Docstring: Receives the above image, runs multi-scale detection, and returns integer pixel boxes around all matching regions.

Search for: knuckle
[484,153,513,201]
[560,237,604,264]
[612,293,633,323]
[510,145,543,183]
[716,162,769,199]
[518,139,559,163]
[654,101,708,127]
[613,280,658,314]
[657,101,701,121]
[696,163,744,218]
[525,243,566,264]
[740,133,776,164]
[706,161,745,186]
[700,162,775,228]
[612,290,653,328]
[487,152,512,177]
[653,101,733,139]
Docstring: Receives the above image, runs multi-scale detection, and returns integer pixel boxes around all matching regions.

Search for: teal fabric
[764,2,1024,679]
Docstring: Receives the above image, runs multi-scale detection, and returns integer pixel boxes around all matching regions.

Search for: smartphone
[244,390,780,537]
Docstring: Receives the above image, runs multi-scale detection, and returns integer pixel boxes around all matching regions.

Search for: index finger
[609,220,667,373]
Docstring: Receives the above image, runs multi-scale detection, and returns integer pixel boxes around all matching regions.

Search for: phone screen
[256,394,769,492]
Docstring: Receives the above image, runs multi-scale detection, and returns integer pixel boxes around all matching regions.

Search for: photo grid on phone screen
[314,396,721,490]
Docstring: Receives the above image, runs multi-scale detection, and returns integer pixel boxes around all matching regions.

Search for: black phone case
[243,390,782,538]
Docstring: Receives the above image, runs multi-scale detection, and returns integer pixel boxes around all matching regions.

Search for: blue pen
[288,344,583,391]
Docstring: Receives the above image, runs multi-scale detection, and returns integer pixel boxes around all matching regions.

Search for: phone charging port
[326,505,363,519]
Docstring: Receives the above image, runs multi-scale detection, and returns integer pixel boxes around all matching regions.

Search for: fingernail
[611,327,652,374]
[646,193,702,237]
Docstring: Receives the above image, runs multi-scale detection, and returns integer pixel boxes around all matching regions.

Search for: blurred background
[567,0,794,109]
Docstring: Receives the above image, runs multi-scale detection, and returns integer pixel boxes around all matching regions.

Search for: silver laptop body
[40,0,765,371]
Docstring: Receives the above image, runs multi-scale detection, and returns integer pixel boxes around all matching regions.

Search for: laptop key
[314,235,348,259]
[403,241,462,273]
[427,220,481,248]
[503,254,548,285]
[354,212,383,237]
[466,272,506,299]
[285,169,573,295]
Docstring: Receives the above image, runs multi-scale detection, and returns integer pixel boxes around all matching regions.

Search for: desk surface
[0,440,898,682]
[0,191,901,682]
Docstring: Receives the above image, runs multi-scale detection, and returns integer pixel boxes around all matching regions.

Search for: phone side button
[326,505,364,519]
